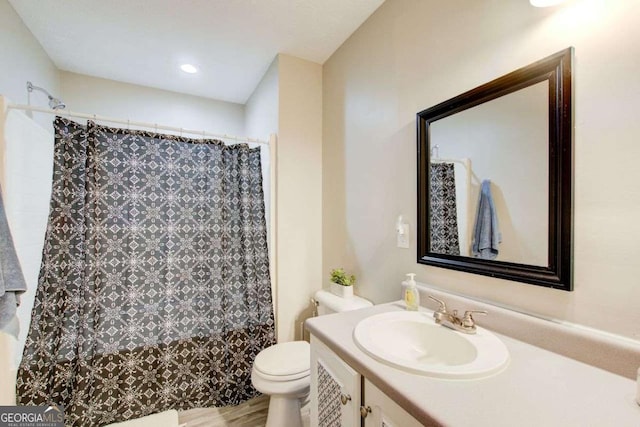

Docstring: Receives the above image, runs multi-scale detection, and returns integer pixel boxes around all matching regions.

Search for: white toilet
[251,290,372,427]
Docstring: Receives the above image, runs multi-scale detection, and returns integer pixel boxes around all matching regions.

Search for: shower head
[27,81,66,110]
[48,97,66,110]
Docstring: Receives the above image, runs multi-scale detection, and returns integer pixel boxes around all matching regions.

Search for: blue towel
[471,180,501,260]
[0,183,27,336]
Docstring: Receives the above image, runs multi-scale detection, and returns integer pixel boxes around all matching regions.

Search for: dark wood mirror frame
[417,47,573,291]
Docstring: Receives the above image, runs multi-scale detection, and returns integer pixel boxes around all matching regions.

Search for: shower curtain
[16,118,275,426]
[430,163,460,255]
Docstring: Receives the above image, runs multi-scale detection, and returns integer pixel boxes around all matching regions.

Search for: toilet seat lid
[254,341,310,377]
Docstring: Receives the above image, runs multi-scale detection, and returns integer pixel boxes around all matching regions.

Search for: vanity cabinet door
[310,335,361,427]
[363,379,423,427]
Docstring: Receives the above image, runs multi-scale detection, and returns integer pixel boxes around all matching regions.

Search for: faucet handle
[428,295,447,313]
[462,310,487,328]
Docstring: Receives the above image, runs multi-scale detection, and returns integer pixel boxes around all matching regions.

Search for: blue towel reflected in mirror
[471,179,501,260]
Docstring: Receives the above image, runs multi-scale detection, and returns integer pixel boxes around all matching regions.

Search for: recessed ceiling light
[530,0,567,7]
[180,64,198,74]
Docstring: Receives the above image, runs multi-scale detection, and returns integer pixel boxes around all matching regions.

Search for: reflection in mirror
[429,81,549,266]
[417,47,573,291]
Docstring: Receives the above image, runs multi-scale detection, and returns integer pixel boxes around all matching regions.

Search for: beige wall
[60,71,245,136]
[323,0,640,340]
[244,54,323,342]
[277,54,323,342]
[243,56,279,335]
[0,0,59,130]
[245,56,279,141]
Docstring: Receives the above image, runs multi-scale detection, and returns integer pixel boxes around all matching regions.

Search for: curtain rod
[432,157,481,184]
[431,157,469,167]
[6,103,269,145]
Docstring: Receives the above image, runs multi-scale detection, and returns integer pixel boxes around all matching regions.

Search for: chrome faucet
[428,296,487,335]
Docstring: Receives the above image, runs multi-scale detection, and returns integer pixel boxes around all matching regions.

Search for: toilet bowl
[251,290,373,427]
[251,341,310,427]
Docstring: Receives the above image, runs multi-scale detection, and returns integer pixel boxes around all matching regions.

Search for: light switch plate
[397,224,409,248]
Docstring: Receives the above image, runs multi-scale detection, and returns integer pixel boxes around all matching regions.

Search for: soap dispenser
[404,273,420,311]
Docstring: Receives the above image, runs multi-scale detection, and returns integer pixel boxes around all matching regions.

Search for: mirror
[417,48,573,291]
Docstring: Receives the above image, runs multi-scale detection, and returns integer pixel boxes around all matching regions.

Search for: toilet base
[252,367,309,427]
[266,394,303,427]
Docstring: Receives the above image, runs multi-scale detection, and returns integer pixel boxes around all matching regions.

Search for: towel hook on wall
[430,144,440,159]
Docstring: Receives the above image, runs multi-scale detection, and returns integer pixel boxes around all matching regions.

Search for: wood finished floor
[178,395,310,427]
[178,395,269,427]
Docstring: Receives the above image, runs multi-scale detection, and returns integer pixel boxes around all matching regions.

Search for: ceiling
[10,0,384,104]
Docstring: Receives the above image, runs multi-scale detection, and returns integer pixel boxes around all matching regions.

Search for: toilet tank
[314,290,372,316]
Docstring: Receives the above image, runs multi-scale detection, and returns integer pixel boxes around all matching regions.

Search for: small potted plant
[329,268,356,299]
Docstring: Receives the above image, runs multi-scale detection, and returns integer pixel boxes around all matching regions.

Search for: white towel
[0,101,54,367]
[0,182,27,333]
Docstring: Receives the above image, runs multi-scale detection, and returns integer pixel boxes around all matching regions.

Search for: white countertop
[305,302,640,426]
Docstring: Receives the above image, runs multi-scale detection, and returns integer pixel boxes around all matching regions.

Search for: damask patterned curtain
[430,163,460,255]
[17,118,275,426]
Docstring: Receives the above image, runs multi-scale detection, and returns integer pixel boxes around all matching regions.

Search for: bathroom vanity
[305,289,640,426]
[310,333,423,426]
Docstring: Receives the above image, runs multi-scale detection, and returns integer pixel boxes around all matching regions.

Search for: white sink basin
[353,311,509,379]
